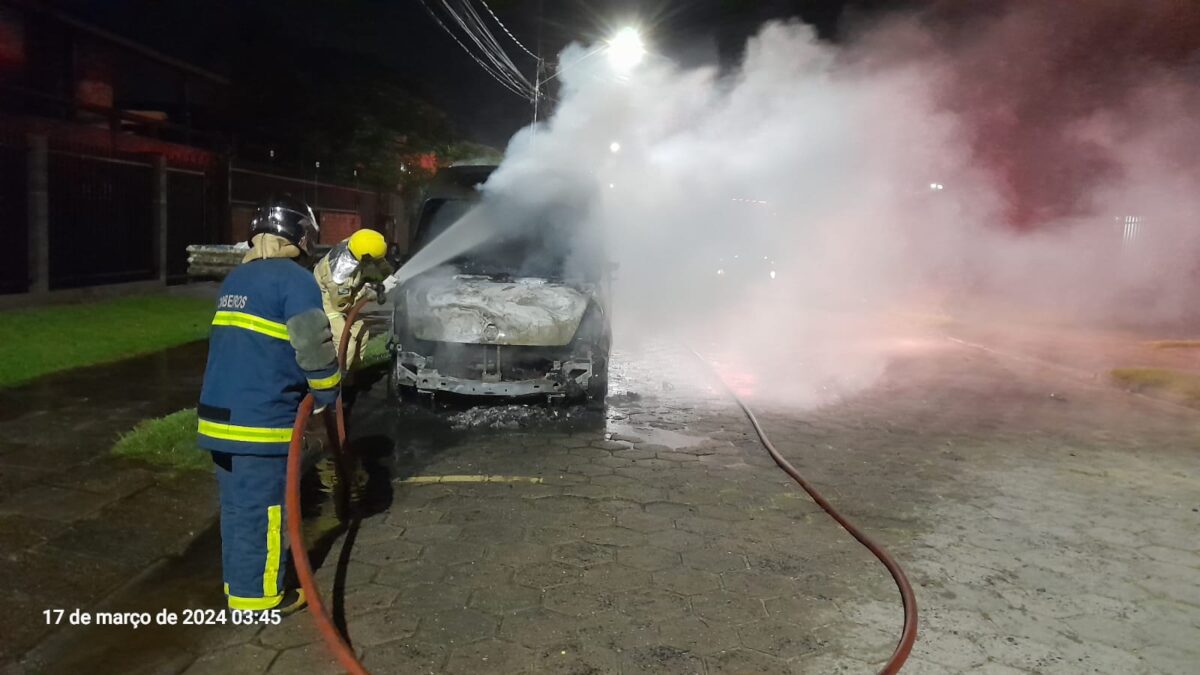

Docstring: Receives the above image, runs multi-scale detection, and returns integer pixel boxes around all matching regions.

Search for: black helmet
[249,195,320,253]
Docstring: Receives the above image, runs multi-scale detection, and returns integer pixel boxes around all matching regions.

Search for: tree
[227,9,464,190]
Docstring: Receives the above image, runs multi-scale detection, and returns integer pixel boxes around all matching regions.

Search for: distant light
[315,161,321,169]
[610,141,621,153]
[609,183,616,189]
[607,27,646,73]
[717,268,725,276]
[763,256,768,260]
[929,182,945,191]
[770,270,777,280]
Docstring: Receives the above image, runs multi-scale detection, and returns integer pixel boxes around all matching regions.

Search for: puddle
[0,341,209,422]
[622,425,706,449]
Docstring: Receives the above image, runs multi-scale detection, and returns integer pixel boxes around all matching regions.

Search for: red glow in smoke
[886,0,1200,230]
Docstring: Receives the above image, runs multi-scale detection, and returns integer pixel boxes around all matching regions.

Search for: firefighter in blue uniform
[197,196,341,613]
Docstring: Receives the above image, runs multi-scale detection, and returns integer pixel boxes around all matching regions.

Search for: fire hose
[285,298,371,675]
[282,301,913,674]
[693,350,917,674]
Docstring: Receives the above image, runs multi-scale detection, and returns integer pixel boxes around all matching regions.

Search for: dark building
[0,1,403,301]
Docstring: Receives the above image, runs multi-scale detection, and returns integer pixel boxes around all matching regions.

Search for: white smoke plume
[395,0,1200,407]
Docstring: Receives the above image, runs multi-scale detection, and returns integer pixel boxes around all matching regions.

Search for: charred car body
[390,166,611,404]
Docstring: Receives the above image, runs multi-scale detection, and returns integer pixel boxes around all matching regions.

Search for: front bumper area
[393,350,594,397]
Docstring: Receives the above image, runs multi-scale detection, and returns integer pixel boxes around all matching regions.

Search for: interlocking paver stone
[617,545,682,571]
[415,608,497,645]
[692,590,767,624]
[35,339,1200,674]
[443,639,536,674]
[615,587,691,620]
[360,639,447,674]
[347,608,419,648]
[513,561,584,589]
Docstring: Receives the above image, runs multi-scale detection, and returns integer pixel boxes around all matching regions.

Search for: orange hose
[286,395,367,675]
[693,350,918,674]
[284,298,373,675]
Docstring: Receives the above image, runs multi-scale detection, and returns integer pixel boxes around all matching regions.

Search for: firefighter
[313,228,391,370]
[197,196,341,614]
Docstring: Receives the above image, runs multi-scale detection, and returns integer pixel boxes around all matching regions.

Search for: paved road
[19,336,1200,674]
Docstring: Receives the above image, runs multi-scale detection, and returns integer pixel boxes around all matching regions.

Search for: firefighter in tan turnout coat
[312,229,391,370]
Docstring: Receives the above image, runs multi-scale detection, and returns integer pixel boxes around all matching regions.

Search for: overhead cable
[417,0,533,98]
[439,0,534,95]
[477,0,539,60]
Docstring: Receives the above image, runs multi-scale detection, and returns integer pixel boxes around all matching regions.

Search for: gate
[166,169,215,283]
[0,142,27,294]
[48,152,155,289]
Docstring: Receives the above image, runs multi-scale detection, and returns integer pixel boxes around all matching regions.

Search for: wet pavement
[0,342,215,663]
[7,329,1198,674]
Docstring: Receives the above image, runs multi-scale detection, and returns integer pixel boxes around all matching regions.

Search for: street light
[537,26,647,90]
[607,27,645,73]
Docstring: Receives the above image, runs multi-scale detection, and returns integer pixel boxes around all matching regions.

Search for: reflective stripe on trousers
[211,452,288,610]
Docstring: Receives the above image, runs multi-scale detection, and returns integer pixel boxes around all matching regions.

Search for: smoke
[395,0,1200,407]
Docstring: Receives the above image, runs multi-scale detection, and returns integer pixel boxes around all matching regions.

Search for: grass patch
[105,317,383,473]
[356,334,390,371]
[1110,368,1200,406]
[0,295,215,388]
[114,334,389,472]
[111,408,210,472]
[1145,340,1200,350]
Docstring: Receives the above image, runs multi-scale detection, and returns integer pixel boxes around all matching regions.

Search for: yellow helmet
[347,229,387,261]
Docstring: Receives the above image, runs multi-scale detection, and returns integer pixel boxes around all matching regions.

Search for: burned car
[390,166,611,405]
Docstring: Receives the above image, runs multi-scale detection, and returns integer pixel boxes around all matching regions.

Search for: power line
[432,0,534,97]
[463,0,529,76]
[444,0,532,93]
[477,0,538,60]
[416,0,533,98]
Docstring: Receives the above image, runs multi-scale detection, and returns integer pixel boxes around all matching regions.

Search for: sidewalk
[939,310,1200,377]
[0,343,215,663]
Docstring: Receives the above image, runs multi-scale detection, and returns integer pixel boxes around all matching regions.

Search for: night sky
[45,0,886,146]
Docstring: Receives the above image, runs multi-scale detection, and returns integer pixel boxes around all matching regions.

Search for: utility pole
[532,59,543,125]
[531,0,545,126]
[313,160,321,220]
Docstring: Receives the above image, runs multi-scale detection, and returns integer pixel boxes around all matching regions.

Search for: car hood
[405,275,591,346]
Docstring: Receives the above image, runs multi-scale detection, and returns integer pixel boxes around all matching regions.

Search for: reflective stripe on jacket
[197,255,340,456]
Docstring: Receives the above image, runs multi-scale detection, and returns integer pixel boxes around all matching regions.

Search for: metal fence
[47,151,155,289]
[2,135,401,297]
[0,142,28,294]
[230,165,380,244]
